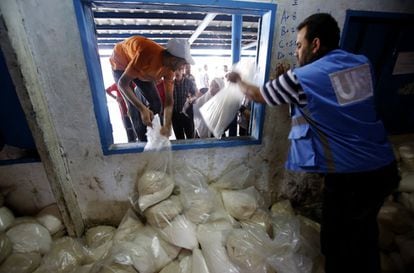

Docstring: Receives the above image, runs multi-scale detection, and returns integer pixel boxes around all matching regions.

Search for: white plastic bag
[86,225,116,262]
[113,209,144,243]
[6,223,52,254]
[158,214,198,250]
[267,214,313,273]
[192,248,210,273]
[144,114,170,152]
[174,164,214,224]
[0,206,15,232]
[226,228,275,273]
[179,255,192,273]
[0,233,12,264]
[200,83,244,139]
[36,204,64,236]
[159,261,180,273]
[144,195,183,228]
[221,186,264,221]
[241,209,274,239]
[197,222,240,273]
[0,252,41,273]
[135,115,174,212]
[399,172,414,192]
[136,171,175,212]
[193,91,214,138]
[36,236,91,272]
[85,225,116,249]
[111,226,178,273]
[212,162,255,190]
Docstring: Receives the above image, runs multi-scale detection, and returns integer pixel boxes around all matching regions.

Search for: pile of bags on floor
[0,201,65,273]
[0,177,323,273]
[379,142,414,273]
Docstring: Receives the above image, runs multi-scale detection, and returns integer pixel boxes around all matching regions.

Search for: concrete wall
[0,0,413,232]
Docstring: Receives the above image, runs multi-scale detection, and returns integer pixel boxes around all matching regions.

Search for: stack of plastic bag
[0,156,328,273]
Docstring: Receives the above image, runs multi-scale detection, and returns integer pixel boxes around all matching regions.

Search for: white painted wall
[0,0,413,227]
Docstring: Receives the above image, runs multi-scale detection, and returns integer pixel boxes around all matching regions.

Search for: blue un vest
[286,49,395,173]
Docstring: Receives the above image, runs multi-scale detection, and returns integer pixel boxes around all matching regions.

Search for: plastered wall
[0,0,413,230]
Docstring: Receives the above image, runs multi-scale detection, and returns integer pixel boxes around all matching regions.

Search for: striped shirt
[260,69,307,106]
[173,77,197,112]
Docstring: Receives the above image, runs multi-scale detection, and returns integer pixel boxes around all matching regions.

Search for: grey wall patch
[329,64,373,106]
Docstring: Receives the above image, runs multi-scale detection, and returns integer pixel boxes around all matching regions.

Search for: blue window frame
[73,0,277,154]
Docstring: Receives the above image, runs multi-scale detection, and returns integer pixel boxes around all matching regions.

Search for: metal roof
[92,4,260,53]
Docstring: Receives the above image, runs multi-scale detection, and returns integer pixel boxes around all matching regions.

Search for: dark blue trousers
[322,161,400,273]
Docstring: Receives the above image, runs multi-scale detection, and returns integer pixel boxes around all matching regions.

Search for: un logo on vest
[329,64,373,106]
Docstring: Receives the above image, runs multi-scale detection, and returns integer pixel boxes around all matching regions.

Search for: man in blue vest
[227,13,399,273]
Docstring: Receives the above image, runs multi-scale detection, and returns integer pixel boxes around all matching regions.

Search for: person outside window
[227,13,400,273]
[172,68,197,139]
[105,83,137,142]
[110,36,195,137]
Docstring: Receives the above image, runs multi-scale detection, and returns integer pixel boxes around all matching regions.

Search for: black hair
[297,13,340,52]
[163,49,174,58]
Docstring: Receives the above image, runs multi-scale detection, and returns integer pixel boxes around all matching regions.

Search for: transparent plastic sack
[36,204,64,236]
[221,186,265,221]
[144,195,183,229]
[156,214,198,250]
[89,240,113,263]
[85,225,116,262]
[0,252,41,273]
[378,201,414,235]
[400,192,414,213]
[199,83,244,139]
[266,213,313,273]
[159,261,179,273]
[205,187,239,226]
[197,222,240,273]
[0,232,12,264]
[266,251,313,273]
[212,162,255,190]
[399,172,414,192]
[0,206,15,232]
[297,215,321,261]
[240,209,274,239]
[7,216,38,229]
[193,91,214,138]
[395,231,414,271]
[109,226,179,273]
[178,255,192,273]
[6,223,52,254]
[174,164,215,224]
[133,115,174,213]
[192,248,210,273]
[90,262,138,273]
[270,200,295,217]
[69,264,94,273]
[226,228,276,273]
[35,236,91,273]
[144,114,171,152]
[86,226,116,249]
[399,143,414,171]
[113,209,144,243]
[134,170,175,212]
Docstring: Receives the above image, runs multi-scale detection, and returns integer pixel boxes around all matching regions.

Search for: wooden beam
[0,9,84,237]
